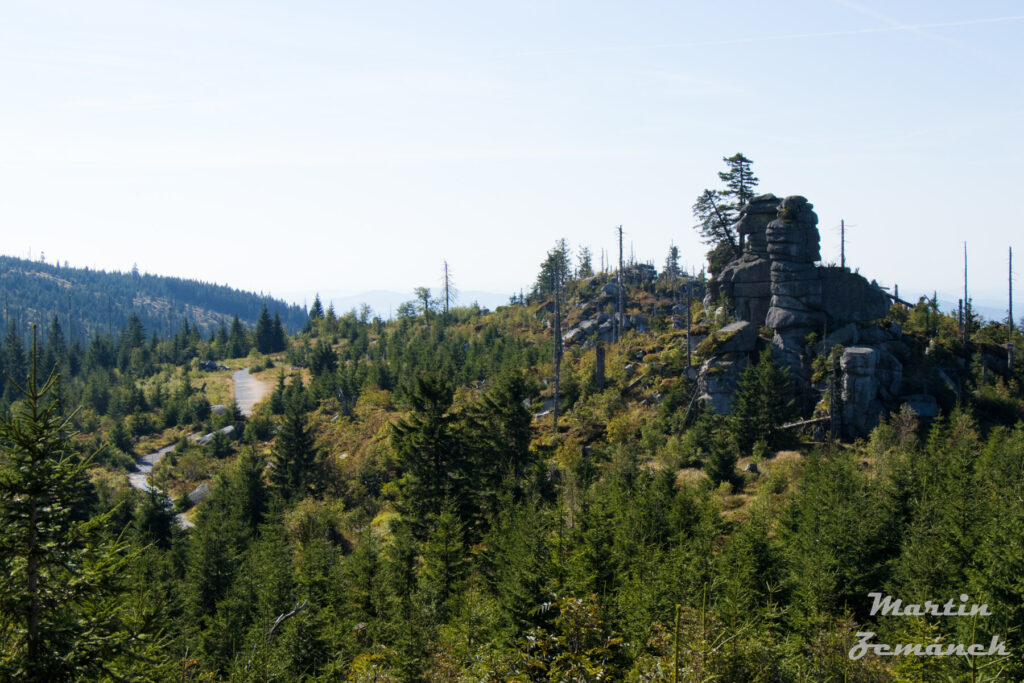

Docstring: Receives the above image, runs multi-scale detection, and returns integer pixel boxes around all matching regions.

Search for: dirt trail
[233,368,272,416]
[126,367,271,528]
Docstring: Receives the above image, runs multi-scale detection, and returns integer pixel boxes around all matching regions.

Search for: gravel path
[126,367,271,528]
[233,368,272,416]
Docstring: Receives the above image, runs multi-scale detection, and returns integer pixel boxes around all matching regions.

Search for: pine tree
[717,152,759,210]
[693,154,759,273]
[2,321,26,402]
[420,498,467,622]
[0,330,153,680]
[730,349,796,454]
[311,294,325,319]
[577,246,594,279]
[254,303,275,353]
[663,244,680,281]
[271,312,288,352]
[227,314,250,358]
[391,373,472,535]
[270,394,321,500]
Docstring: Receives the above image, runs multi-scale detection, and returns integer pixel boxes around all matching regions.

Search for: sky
[2,1,1022,316]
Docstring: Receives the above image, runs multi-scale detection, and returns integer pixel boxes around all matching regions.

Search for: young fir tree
[270,393,321,500]
[730,349,796,454]
[0,330,157,681]
[227,314,250,358]
[309,294,325,321]
[271,312,288,352]
[419,497,468,622]
[391,372,473,535]
[269,368,287,414]
[254,303,275,353]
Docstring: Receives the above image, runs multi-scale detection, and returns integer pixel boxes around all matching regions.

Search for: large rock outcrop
[706,194,779,326]
[699,193,910,436]
[765,196,824,379]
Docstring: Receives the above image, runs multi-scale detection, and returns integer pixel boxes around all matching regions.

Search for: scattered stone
[841,347,881,437]
[188,483,211,505]
[698,355,749,415]
[192,424,237,446]
[713,320,758,354]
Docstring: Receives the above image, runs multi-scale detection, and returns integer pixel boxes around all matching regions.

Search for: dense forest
[0,255,308,342]
[3,156,1024,680]
[2,244,1023,681]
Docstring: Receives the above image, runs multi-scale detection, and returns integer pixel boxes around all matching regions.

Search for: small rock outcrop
[696,320,760,414]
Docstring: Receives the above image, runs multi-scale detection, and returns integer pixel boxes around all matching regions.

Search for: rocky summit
[701,193,913,437]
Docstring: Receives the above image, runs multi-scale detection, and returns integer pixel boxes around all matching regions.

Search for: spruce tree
[693,153,759,272]
[309,294,325,320]
[254,303,274,353]
[271,312,288,352]
[42,315,67,377]
[420,498,467,622]
[0,330,151,680]
[717,152,759,210]
[730,349,796,454]
[2,321,26,402]
[270,394,320,500]
[227,314,250,358]
[391,373,473,535]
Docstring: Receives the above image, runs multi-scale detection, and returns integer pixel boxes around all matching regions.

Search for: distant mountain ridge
[278,289,515,319]
[0,255,307,341]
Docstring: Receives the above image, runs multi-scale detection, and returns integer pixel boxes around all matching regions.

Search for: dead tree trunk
[552,272,561,434]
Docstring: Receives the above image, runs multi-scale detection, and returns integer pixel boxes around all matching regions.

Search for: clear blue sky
[3,1,1021,313]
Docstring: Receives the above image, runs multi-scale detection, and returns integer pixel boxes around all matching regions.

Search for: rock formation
[765,196,825,378]
[706,194,779,326]
[700,193,911,437]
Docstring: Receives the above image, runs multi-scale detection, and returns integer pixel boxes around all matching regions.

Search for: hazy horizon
[3,1,1021,311]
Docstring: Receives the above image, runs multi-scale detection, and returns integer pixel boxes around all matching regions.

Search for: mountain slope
[0,255,307,340]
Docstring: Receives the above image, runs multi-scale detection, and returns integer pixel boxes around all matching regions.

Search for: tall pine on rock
[693,153,759,273]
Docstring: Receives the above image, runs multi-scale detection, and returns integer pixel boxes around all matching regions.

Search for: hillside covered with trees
[0,255,308,342]
[2,158,1023,681]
